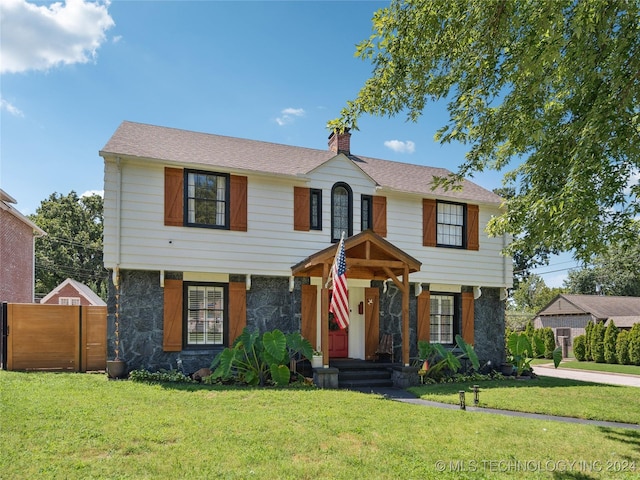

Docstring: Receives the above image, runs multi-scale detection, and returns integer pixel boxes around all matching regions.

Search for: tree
[629,323,640,366]
[329,0,640,263]
[603,321,619,364]
[30,192,107,299]
[564,243,640,296]
[590,321,606,363]
[616,330,630,366]
[510,274,562,313]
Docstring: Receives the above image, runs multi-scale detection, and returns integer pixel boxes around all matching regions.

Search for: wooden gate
[0,303,106,372]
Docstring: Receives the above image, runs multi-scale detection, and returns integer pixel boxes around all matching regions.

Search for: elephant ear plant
[507,331,563,376]
[211,328,313,386]
[416,335,480,381]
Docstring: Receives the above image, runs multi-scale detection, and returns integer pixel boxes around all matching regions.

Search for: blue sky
[0,0,579,286]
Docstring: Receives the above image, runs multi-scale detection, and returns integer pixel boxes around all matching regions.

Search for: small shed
[40,278,106,306]
[534,294,640,345]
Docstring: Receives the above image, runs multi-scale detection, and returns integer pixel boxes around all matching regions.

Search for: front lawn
[556,360,640,376]
[2,371,639,479]
[408,377,640,424]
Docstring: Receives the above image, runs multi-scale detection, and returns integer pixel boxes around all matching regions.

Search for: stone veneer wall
[375,280,418,362]
[107,270,305,374]
[108,270,504,373]
[473,287,506,369]
[377,283,505,368]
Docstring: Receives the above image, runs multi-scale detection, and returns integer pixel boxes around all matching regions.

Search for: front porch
[292,230,422,375]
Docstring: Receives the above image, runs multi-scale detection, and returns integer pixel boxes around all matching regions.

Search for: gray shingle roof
[100,121,503,205]
[540,294,640,319]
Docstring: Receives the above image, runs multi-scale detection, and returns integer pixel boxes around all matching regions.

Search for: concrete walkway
[533,364,640,387]
[352,366,640,430]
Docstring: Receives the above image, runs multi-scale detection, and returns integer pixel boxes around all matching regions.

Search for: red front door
[329,329,348,358]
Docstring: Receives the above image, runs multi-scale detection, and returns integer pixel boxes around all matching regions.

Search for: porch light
[246,274,251,291]
[473,286,482,299]
[415,282,422,296]
[458,391,466,410]
[289,276,295,292]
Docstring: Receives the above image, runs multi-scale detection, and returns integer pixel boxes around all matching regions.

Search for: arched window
[331,182,352,241]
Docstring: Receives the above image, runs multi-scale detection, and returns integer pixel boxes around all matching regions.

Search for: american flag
[329,232,349,330]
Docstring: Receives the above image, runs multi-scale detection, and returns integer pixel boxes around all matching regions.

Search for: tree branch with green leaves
[329,0,640,263]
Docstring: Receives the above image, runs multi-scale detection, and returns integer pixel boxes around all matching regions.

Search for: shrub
[573,335,587,361]
[584,320,594,361]
[603,321,619,364]
[541,327,556,359]
[591,321,605,363]
[629,323,640,366]
[129,369,195,384]
[616,330,630,365]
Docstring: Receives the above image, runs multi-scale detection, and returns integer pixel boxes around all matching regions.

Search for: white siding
[103,156,512,288]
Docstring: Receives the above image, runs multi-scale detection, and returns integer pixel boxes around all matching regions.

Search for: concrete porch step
[330,358,396,389]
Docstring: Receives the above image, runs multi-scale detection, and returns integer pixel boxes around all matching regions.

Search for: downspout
[113,157,122,287]
[501,232,509,301]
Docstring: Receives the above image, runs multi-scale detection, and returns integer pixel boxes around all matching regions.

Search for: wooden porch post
[321,287,329,368]
[402,265,410,366]
[321,262,330,368]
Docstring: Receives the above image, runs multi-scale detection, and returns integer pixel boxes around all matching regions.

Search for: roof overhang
[291,230,421,280]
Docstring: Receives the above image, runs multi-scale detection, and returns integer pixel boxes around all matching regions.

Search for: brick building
[0,190,46,303]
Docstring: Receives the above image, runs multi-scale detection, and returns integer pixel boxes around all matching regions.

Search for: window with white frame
[59,297,81,305]
[186,170,229,228]
[430,294,456,344]
[186,284,226,346]
[437,201,465,247]
[331,182,352,241]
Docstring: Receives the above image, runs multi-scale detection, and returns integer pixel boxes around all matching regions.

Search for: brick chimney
[328,129,351,155]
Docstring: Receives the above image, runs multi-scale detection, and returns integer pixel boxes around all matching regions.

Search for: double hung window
[185,284,227,347]
[186,170,229,228]
[430,294,456,344]
[437,202,464,247]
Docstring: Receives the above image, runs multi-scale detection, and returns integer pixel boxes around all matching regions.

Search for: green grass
[2,372,640,479]
[556,360,640,376]
[408,377,640,424]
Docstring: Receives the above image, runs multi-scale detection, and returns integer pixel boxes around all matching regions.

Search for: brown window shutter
[230,175,248,232]
[417,291,431,342]
[293,186,310,231]
[163,279,183,351]
[301,284,317,348]
[372,195,387,237]
[461,291,474,345]
[422,198,436,247]
[164,167,184,226]
[228,282,246,345]
[467,204,479,250]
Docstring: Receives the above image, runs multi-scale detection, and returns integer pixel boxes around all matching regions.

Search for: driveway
[533,364,640,387]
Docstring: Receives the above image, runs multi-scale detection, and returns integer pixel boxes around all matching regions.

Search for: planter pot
[106,359,128,379]
[501,362,514,376]
[311,355,323,369]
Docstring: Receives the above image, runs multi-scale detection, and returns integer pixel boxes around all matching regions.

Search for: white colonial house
[99,121,512,382]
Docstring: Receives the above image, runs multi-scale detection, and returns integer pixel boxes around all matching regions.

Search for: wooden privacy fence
[0,303,107,372]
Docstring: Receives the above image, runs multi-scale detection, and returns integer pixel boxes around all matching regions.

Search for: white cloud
[0,98,24,117]
[81,189,103,198]
[0,0,115,74]
[275,107,305,126]
[384,139,416,154]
